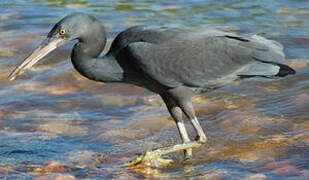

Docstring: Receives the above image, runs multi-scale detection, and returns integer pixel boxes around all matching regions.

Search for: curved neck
[71,22,106,61]
[71,25,124,82]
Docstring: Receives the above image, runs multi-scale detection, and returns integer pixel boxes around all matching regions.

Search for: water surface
[0,0,308,179]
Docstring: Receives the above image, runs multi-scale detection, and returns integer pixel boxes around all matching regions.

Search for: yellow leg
[121,141,202,168]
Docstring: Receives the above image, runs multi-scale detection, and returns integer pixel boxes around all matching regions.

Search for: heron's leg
[191,117,207,143]
[121,96,202,168]
[176,121,192,158]
[180,102,207,143]
[162,96,192,158]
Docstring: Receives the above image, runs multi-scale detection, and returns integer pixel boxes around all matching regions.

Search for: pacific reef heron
[8,13,295,167]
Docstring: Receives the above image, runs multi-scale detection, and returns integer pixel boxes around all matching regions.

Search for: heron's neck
[71,30,124,82]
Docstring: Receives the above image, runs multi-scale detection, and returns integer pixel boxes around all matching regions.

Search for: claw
[121,149,173,168]
[121,141,202,168]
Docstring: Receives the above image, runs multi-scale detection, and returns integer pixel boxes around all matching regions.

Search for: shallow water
[0,0,308,179]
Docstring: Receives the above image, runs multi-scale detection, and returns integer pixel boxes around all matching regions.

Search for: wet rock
[128,165,171,179]
[0,71,10,80]
[100,128,149,143]
[0,110,6,120]
[100,83,144,96]
[35,174,76,180]
[99,118,122,127]
[115,171,137,179]
[290,131,309,143]
[142,95,164,107]
[15,81,46,92]
[205,124,308,162]
[266,160,301,176]
[218,111,262,134]
[92,153,112,164]
[0,167,8,175]
[7,34,40,47]
[193,95,213,105]
[194,106,223,116]
[7,112,27,119]
[221,110,286,136]
[67,150,96,166]
[293,122,309,134]
[193,95,235,110]
[236,151,272,164]
[95,93,137,107]
[129,115,174,132]
[262,86,279,92]
[257,124,292,136]
[37,123,88,135]
[223,97,256,110]
[274,166,300,176]
[196,170,232,179]
[35,132,59,140]
[30,161,68,174]
[45,161,67,173]
[0,46,16,57]
[0,13,21,20]
[47,85,78,95]
[243,174,267,180]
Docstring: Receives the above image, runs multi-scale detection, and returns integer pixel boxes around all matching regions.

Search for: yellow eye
[59,29,66,35]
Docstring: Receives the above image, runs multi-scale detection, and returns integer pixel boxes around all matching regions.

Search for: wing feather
[119,29,286,88]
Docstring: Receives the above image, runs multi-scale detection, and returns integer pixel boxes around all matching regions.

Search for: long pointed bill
[8,37,66,80]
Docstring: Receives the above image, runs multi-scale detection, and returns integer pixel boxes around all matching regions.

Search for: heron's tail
[238,58,295,78]
[273,62,296,77]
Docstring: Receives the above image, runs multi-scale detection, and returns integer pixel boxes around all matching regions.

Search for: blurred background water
[0,0,308,179]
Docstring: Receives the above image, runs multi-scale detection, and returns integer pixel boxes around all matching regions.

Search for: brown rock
[266,160,300,176]
[195,106,222,116]
[37,123,87,135]
[45,161,67,173]
[130,115,174,132]
[0,71,10,80]
[243,174,267,180]
[0,46,16,57]
[16,81,46,92]
[95,93,136,107]
[142,95,164,107]
[115,171,136,179]
[100,128,149,143]
[236,151,270,163]
[30,161,68,174]
[35,174,76,180]
[47,86,78,95]
[55,174,76,180]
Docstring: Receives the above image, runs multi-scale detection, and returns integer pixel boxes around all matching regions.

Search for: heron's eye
[59,29,66,35]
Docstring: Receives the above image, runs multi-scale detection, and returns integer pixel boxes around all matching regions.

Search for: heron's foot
[121,141,202,168]
[121,149,173,168]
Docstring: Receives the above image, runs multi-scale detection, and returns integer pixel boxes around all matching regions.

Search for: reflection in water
[0,0,309,179]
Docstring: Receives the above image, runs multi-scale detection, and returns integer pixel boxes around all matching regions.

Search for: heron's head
[8,12,103,80]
